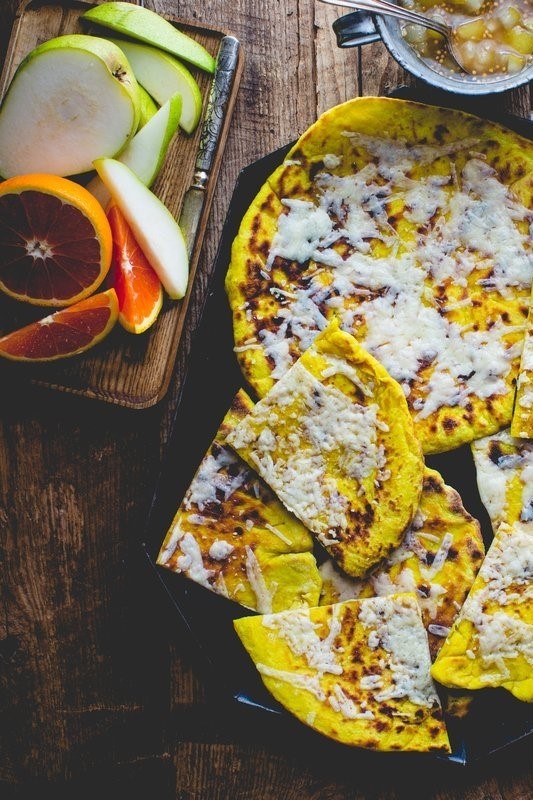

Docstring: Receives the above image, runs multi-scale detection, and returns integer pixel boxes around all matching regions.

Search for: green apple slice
[138,84,158,127]
[94,157,189,300]
[86,92,182,207]
[106,38,203,134]
[82,1,215,74]
[0,34,140,178]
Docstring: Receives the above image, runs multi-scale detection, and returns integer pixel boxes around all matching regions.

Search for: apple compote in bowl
[402,0,532,77]
[334,0,533,95]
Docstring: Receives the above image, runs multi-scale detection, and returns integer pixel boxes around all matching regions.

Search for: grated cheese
[175,532,214,589]
[209,540,235,561]
[257,662,325,700]
[245,546,273,614]
[262,606,343,675]
[264,523,293,545]
[185,448,248,511]
[421,532,454,579]
[358,595,440,707]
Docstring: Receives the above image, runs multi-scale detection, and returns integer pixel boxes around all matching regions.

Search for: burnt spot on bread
[423,473,444,494]
[433,124,449,144]
[442,416,459,433]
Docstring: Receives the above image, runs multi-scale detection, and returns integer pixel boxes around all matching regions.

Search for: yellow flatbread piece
[431,521,533,702]
[319,466,485,659]
[234,594,451,752]
[157,390,322,613]
[471,428,533,530]
[511,282,533,439]
[226,321,424,578]
[226,97,533,454]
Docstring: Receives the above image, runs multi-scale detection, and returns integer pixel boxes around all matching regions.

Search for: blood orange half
[0,173,113,306]
[0,288,119,362]
[107,202,163,334]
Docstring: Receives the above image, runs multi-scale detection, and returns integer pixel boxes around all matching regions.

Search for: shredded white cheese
[249,134,533,420]
[245,546,273,614]
[358,596,440,707]
[262,606,343,675]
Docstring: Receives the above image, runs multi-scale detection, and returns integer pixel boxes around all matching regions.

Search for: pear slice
[94,158,189,300]
[82,1,215,74]
[106,38,203,134]
[0,34,140,179]
[86,92,182,208]
[138,84,158,127]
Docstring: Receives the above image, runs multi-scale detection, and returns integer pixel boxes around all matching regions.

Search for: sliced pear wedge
[0,34,140,178]
[106,38,203,134]
[86,92,182,207]
[94,158,189,300]
[138,84,158,127]
[82,1,215,73]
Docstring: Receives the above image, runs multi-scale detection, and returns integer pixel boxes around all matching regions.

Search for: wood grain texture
[0,1,532,797]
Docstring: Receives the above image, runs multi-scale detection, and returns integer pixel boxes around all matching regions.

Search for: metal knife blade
[179,35,241,259]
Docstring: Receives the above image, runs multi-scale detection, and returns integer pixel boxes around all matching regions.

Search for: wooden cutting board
[0,0,243,408]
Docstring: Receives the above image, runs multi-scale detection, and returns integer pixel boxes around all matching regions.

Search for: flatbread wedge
[511,281,533,439]
[234,594,451,752]
[319,466,485,659]
[157,390,322,613]
[431,520,533,702]
[471,428,533,530]
[226,321,424,578]
[226,97,533,454]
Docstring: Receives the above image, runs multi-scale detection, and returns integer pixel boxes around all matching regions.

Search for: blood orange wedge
[0,173,113,307]
[0,288,119,362]
[107,202,163,334]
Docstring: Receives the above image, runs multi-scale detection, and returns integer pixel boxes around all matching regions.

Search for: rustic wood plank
[315,3,361,113]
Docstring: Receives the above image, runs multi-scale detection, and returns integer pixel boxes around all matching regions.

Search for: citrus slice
[0,288,119,362]
[0,173,113,307]
[107,202,163,334]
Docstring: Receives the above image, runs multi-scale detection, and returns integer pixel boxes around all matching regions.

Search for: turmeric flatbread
[511,282,533,438]
[431,520,533,702]
[157,390,322,613]
[471,428,533,530]
[319,466,485,659]
[226,321,424,578]
[234,594,450,752]
[226,97,533,454]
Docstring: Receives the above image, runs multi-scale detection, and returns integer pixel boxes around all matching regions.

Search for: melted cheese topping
[252,135,533,421]
[472,428,533,528]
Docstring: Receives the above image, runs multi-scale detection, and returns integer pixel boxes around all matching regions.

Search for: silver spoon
[319,0,467,72]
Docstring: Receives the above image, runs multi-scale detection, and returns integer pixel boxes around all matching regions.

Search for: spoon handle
[319,0,449,38]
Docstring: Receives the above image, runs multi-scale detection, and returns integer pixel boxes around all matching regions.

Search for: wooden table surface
[0,1,532,797]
